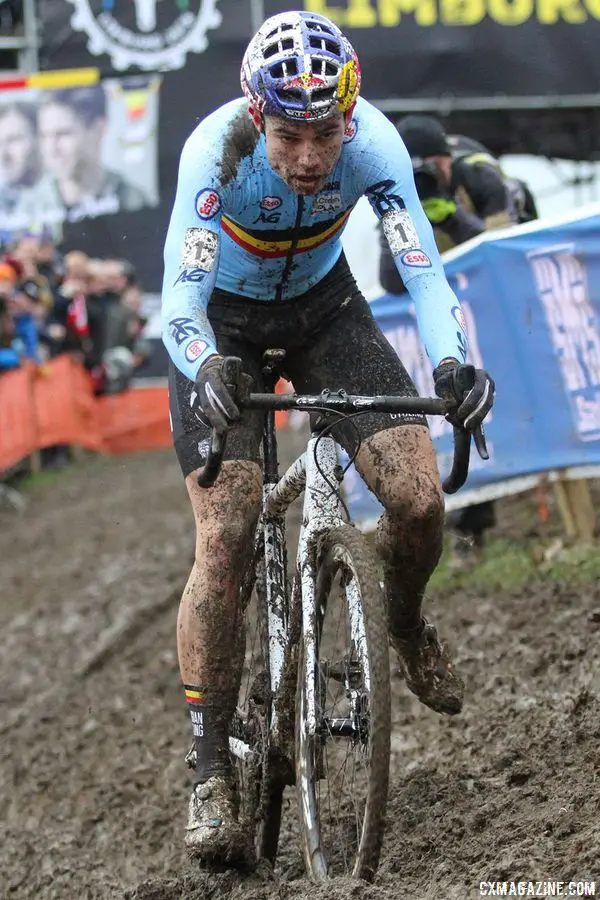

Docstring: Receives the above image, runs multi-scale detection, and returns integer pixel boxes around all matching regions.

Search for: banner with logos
[0,69,161,241]
[30,1,600,292]
[342,203,600,526]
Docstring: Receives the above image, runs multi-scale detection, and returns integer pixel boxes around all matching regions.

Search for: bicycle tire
[295,524,391,882]
[235,535,284,867]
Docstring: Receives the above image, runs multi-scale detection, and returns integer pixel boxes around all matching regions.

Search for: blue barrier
[344,203,600,528]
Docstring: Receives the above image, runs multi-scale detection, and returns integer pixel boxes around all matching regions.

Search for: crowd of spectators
[0,232,150,389]
[0,232,151,470]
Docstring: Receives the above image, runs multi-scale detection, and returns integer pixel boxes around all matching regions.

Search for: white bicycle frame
[229,431,366,761]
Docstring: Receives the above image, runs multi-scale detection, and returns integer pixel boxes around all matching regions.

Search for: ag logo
[67,0,222,72]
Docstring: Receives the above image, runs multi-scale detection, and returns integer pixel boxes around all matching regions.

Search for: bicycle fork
[297,434,348,737]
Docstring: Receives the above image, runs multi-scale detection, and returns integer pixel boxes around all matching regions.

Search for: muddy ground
[1,441,600,900]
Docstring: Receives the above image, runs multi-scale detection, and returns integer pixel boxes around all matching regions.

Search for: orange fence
[0,356,171,474]
[0,355,291,475]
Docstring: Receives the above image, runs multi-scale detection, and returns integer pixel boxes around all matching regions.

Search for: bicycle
[196,349,488,881]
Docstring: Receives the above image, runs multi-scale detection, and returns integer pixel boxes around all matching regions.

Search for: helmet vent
[264,36,295,58]
[311,87,336,104]
[312,59,338,77]
[308,35,340,54]
[266,23,294,38]
[307,20,336,36]
[270,59,298,78]
[276,88,303,105]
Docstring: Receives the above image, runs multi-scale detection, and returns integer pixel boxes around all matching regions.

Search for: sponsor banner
[266,0,600,101]
[0,72,161,240]
[343,203,600,526]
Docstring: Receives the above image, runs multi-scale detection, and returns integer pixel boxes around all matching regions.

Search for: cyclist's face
[264,115,345,196]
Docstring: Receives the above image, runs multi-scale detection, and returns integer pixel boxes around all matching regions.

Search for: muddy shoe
[185,775,245,864]
[391,619,464,715]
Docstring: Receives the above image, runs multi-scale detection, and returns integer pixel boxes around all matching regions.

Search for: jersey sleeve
[355,109,468,367]
[161,126,226,381]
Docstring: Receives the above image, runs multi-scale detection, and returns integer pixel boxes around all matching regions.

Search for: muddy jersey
[162,96,467,381]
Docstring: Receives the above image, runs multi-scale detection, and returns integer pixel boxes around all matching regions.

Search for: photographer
[380,115,517,293]
[379,115,531,565]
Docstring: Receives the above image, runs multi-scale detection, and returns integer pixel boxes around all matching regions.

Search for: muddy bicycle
[196,349,487,882]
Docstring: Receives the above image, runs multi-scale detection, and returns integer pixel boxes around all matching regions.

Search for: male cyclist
[162,11,495,864]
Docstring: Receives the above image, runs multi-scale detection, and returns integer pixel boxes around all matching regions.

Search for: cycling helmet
[241,11,361,124]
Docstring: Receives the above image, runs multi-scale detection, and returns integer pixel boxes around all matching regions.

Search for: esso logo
[185,339,207,362]
[260,196,282,210]
[195,189,221,220]
[452,305,467,332]
[401,250,431,268]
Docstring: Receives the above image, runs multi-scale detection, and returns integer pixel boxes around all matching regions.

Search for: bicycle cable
[301,405,370,523]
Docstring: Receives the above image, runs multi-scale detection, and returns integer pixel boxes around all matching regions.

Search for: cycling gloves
[433,359,495,429]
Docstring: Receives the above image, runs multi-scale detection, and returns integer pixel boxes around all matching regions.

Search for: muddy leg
[354,424,444,636]
[179,460,262,780]
[355,425,463,715]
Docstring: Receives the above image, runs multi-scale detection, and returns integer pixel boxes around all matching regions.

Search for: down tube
[263,507,288,698]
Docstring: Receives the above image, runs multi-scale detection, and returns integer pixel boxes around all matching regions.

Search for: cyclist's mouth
[293,174,324,194]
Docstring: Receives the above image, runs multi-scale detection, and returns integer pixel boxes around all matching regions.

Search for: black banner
[30,0,600,292]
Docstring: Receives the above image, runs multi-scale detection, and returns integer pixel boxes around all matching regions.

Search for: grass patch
[430,535,600,595]
[17,466,73,492]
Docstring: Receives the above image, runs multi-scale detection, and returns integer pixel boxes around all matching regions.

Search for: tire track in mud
[1,446,600,899]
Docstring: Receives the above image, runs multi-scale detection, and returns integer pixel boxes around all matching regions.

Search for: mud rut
[1,443,600,900]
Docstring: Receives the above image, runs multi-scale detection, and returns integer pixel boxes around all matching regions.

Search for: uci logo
[67,0,222,71]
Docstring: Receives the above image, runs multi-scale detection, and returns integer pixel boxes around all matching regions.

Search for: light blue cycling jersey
[162,96,467,382]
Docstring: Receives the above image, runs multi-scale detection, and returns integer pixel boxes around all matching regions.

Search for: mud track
[1,445,600,899]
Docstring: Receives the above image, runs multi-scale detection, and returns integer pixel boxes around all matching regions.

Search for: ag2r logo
[366,179,404,216]
[169,317,201,346]
[174,267,208,286]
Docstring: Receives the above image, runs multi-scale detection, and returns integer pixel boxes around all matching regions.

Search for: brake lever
[473,424,489,460]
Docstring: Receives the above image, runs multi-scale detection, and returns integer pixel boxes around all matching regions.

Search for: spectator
[10,279,44,363]
[7,234,53,310]
[44,250,91,360]
[0,260,19,371]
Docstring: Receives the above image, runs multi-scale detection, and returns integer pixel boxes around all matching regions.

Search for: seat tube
[261,379,287,698]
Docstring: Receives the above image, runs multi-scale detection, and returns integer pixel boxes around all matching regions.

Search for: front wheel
[234,545,284,866]
[295,525,391,881]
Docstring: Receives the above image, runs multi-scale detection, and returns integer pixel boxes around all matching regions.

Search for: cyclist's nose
[296,140,320,170]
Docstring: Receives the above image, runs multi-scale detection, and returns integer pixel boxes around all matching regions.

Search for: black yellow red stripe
[221,207,353,259]
[184,686,205,705]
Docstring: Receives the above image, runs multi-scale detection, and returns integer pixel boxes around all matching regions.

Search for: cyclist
[162,11,495,864]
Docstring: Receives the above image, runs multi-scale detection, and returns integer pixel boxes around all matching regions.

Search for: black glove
[191,355,252,432]
[433,359,495,429]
